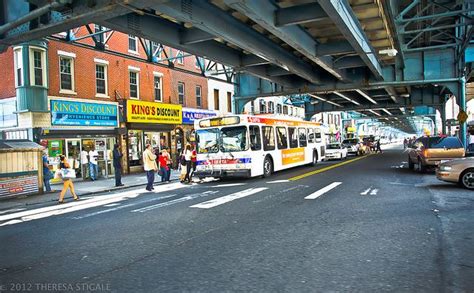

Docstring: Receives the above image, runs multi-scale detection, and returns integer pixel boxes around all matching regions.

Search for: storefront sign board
[50,99,118,127]
[126,100,182,124]
[182,108,217,124]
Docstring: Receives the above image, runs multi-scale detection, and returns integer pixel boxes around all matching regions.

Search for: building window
[13,48,23,87]
[227,92,232,113]
[196,85,202,108]
[195,57,204,70]
[283,105,288,115]
[277,104,282,114]
[128,35,138,53]
[259,100,266,114]
[96,64,107,96]
[154,75,162,102]
[29,48,46,87]
[178,82,185,105]
[176,51,184,64]
[59,56,74,91]
[94,25,106,43]
[129,71,139,99]
[151,41,159,56]
[214,89,219,111]
[268,101,275,114]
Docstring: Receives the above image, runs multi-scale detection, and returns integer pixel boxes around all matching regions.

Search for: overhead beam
[335,56,366,69]
[316,41,354,56]
[180,28,215,45]
[225,0,346,81]
[275,3,328,27]
[0,0,150,50]
[318,0,384,80]
[153,0,323,84]
[104,14,300,88]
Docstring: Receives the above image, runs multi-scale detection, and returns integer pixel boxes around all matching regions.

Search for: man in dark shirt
[113,144,124,187]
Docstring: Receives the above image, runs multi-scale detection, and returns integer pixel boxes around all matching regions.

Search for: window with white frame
[128,35,138,53]
[176,51,184,64]
[29,48,46,87]
[95,64,108,96]
[129,70,139,99]
[154,75,162,102]
[13,48,23,87]
[59,56,74,91]
[178,82,185,105]
[196,85,202,108]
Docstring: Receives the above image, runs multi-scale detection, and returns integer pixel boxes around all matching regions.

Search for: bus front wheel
[263,156,273,178]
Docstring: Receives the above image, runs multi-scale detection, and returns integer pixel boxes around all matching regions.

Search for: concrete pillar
[440,104,447,135]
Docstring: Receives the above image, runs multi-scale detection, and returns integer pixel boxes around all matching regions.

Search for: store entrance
[82,138,115,178]
[65,139,82,177]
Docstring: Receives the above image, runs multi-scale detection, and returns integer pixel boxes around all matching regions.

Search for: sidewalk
[0,170,180,210]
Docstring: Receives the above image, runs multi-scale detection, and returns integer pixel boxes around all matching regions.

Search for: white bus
[194,115,326,178]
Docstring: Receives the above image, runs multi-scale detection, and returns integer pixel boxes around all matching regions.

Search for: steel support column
[460,76,467,147]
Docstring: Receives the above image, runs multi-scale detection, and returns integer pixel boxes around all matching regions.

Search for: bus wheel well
[263,155,274,177]
[312,149,318,166]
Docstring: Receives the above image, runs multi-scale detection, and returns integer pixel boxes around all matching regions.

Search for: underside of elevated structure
[0,0,473,136]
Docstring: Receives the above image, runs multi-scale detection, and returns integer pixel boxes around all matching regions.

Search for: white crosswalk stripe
[304,182,342,200]
[132,191,219,213]
[190,188,268,209]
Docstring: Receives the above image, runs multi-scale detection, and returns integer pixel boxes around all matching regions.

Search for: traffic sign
[457,110,468,123]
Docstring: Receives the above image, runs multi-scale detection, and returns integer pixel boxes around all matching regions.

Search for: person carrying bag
[58,155,79,203]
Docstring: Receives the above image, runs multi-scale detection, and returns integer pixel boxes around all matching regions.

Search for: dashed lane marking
[211,183,247,188]
[304,182,342,200]
[266,180,290,184]
[131,191,220,213]
[190,188,268,209]
[360,187,372,195]
[289,155,371,181]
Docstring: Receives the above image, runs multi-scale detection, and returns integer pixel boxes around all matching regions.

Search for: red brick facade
[0,26,208,109]
[0,47,16,99]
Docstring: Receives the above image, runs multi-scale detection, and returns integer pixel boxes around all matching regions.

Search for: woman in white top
[183,144,193,183]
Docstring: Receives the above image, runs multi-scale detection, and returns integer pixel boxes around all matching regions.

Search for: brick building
[0,25,214,177]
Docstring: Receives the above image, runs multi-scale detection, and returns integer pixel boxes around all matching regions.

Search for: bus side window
[314,128,322,143]
[277,127,288,149]
[262,126,276,151]
[308,128,315,143]
[249,125,261,151]
[299,128,307,147]
[288,127,298,148]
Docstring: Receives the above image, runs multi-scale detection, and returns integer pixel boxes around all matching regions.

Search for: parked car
[325,143,348,160]
[408,136,465,172]
[342,138,359,156]
[436,157,474,189]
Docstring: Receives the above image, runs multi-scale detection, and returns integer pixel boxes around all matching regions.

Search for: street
[1,145,473,292]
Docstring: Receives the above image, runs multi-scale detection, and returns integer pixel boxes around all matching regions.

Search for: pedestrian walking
[80,147,89,180]
[190,144,197,181]
[88,147,99,181]
[376,139,382,153]
[58,155,79,203]
[113,143,124,187]
[158,149,171,182]
[403,138,408,149]
[183,144,193,183]
[143,144,157,191]
[42,149,52,193]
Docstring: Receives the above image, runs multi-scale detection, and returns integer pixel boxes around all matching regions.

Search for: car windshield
[343,139,358,145]
[327,144,341,150]
[220,126,248,152]
[426,137,463,149]
[196,129,220,154]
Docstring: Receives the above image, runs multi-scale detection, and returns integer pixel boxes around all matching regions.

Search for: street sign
[457,110,468,124]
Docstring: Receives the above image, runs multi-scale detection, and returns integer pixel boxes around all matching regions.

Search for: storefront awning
[126,123,176,132]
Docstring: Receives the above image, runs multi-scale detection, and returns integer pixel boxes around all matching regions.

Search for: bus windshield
[196,128,219,153]
[221,126,248,152]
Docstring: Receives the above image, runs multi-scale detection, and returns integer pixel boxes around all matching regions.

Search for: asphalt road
[0,145,473,292]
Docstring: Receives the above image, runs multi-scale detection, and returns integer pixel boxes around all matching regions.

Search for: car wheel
[460,169,474,190]
[408,156,414,170]
[263,156,273,178]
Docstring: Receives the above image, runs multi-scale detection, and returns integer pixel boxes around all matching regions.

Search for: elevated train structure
[0,0,473,143]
